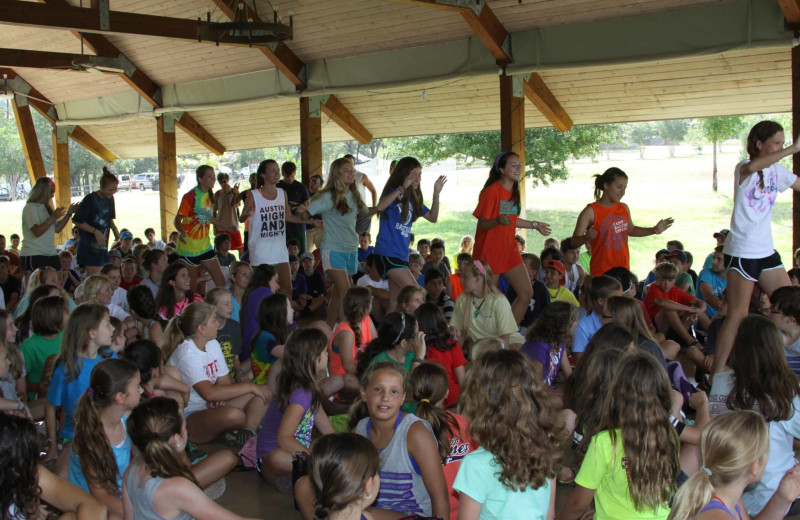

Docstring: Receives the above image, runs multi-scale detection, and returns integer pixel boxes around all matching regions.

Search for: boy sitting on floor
[644,262,709,369]
[543,260,579,307]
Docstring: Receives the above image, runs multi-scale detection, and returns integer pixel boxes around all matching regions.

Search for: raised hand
[433,175,447,195]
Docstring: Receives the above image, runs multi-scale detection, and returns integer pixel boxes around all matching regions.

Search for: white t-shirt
[167,338,229,415]
[21,203,57,256]
[112,287,128,311]
[106,303,130,321]
[356,275,388,291]
[724,160,797,258]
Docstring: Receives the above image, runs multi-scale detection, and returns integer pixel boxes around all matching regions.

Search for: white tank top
[248,188,289,265]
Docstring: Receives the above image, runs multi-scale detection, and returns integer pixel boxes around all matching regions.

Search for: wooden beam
[523,73,573,132]
[0,48,119,73]
[299,98,322,186]
[11,98,46,183]
[0,0,256,47]
[499,73,526,217]
[69,126,116,162]
[157,116,178,243]
[36,0,222,152]
[459,4,510,64]
[321,95,373,144]
[174,113,225,156]
[52,127,71,245]
[209,0,307,89]
[792,43,800,255]
[779,0,800,24]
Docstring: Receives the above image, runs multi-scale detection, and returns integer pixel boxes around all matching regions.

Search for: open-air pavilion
[0,0,798,247]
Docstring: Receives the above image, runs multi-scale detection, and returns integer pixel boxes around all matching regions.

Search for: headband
[474,260,486,276]
[392,314,407,345]
[493,152,507,171]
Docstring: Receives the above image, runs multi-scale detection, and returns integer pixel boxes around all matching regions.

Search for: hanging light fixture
[197,0,293,47]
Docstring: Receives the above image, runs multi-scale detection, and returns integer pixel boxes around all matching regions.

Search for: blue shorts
[320,250,358,275]
[724,251,783,282]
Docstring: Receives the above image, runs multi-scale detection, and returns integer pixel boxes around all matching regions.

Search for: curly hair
[408,362,458,464]
[127,397,198,486]
[525,301,577,346]
[275,327,327,414]
[311,158,366,216]
[603,352,679,511]
[310,433,379,520]
[458,349,563,491]
[378,157,424,223]
[73,358,139,496]
[356,312,417,381]
[0,414,41,519]
[127,284,157,320]
[728,315,798,421]
[564,324,634,454]
[480,152,521,215]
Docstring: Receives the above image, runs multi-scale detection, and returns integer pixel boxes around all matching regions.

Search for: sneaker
[225,427,256,448]
[185,442,208,465]
[204,477,226,500]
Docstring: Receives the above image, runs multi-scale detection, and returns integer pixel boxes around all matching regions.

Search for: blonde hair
[311,158,366,215]
[654,262,678,280]
[470,337,504,361]
[395,285,425,313]
[81,274,110,304]
[26,177,54,213]
[606,296,656,344]
[162,302,216,360]
[456,260,501,342]
[667,411,769,520]
[24,267,58,297]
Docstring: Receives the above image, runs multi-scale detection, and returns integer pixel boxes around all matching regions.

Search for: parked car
[0,187,11,202]
[132,173,159,191]
[116,174,132,191]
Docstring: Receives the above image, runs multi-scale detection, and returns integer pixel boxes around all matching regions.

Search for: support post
[794,44,800,256]
[299,97,323,186]
[11,95,46,182]
[157,115,178,243]
[52,126,72,245]
[499,73,527,217]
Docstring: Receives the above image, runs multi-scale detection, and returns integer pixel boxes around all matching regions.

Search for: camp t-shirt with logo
[472,181,523,274]
[373,188,429,261]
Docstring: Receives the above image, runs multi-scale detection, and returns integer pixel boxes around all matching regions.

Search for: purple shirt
[520,340,564,388]
[241,287,274,351]
[256,388,314,458]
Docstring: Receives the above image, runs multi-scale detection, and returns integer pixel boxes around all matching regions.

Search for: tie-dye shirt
[177,187,214,257]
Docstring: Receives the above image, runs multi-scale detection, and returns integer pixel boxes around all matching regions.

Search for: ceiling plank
[0,0,254,48]
[778,0,800,24]
[524,73,573,131]
[321,95,373,144]
[34,0,225,155]
[0,48,119,73]
[0,67,117,161]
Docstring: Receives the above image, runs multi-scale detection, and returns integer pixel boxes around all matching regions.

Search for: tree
[656,119,689,158]
[625,122,655,159]
[698,116,745,191]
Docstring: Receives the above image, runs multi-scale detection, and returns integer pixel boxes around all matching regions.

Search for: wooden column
[11,95,46,182]
[157,115,178,242]
[793,44,800,256]
[300,97,323,186]
[500,73,527,217]
[52,126,72,245]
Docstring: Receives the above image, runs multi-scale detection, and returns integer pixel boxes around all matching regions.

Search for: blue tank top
[698,497,742,519]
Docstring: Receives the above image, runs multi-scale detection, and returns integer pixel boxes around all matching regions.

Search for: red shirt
[424,340,467,408]
[449,274,464,302]
[443,414,476,520]
[472,182,522,274]
[119,276,142,291]
[644,282,694,321]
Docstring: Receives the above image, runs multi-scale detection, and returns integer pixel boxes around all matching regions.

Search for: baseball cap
[120,230,133,240]
[667,250,687,263]
[108,249,122,258]
[713,229,730,239]
[299,252,314,262]
[655,248,670,260]
[544,260,566,285]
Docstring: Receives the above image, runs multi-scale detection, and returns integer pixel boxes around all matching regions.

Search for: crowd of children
[5,121,800,519]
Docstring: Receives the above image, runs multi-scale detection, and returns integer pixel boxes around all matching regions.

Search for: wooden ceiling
[0,0,791,158]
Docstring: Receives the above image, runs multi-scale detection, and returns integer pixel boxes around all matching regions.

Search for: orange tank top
[329,316,373,376]
[588,202,630,276]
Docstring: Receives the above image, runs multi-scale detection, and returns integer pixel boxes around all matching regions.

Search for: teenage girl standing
[711,121,800,375]
[472,152,552,324]
[373,157,446,310]
[571,167,673,276]
[240,159,319,299]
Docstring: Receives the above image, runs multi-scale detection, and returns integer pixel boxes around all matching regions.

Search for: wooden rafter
[0,67,117,161]
[0,48,119,73]
[523,74,573,131]
[11,99,46,182]
[779,0,800,24]
[0,0,254,48]
[35,0,225,155]
[321,95,373,144]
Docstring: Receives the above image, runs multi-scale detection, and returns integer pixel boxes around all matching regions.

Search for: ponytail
[408,363,458,464]
[592,167,627,201]
[665,470,714,520]
[161,302,215,361]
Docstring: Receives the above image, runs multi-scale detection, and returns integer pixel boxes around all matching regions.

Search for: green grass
[1,144,794,278]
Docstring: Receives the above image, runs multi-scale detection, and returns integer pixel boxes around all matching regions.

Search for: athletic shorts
[320,250,358,275]
[21,254,60,272]
[724,251,783,282]
[179,249,216,268]
[373,255,409,281]
[215,230,244,251]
